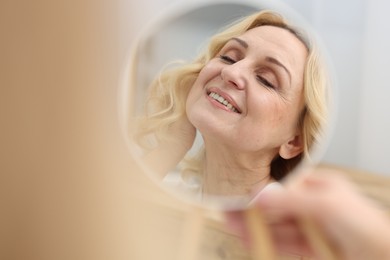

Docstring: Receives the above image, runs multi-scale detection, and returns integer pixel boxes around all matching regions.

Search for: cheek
[262,89,304,121]
[196,60,221,84]
[249,95,297,136]
[185,84,200,116]
[186,62,221,108]
[251,94,284,123]
[273,103,300,128]
[186,77,205,107]
[186,85,208,123]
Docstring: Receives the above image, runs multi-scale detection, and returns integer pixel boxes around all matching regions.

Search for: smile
[208,92,240,113]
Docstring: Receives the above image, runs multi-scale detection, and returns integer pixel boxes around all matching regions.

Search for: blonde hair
[133,10,329,180]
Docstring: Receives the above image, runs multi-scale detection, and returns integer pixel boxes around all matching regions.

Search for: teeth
[208,92,239,113]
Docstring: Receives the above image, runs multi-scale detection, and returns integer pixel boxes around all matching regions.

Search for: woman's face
[186,25,308,158]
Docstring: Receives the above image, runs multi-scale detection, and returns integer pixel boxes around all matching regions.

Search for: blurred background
[1,0,389,259]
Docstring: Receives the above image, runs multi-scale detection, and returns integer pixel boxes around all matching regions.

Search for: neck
[201,141,276,197]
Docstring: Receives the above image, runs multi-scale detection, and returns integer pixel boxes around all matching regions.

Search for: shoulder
[250,181,283,204]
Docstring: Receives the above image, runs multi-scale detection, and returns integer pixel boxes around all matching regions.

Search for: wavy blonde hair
[133,10,329,180]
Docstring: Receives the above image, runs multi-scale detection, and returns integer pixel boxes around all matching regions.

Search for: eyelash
[219,55,276,89]
[219,55,236,64]
[257,76,275,89]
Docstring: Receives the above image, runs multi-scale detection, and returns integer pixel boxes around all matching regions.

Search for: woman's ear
[279,134,304,159]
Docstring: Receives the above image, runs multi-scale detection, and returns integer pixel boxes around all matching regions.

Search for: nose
[220,62,247,90]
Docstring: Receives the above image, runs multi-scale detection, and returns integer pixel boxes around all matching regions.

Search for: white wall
[121,0,390,175]
[357,0,390,175]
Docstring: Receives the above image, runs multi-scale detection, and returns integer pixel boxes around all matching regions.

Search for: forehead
[240,25,305,49]
[238,25,308,66]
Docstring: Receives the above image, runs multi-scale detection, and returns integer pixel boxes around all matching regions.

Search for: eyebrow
[265,56,292,84]
[231,37,248,48]
[229,37,292,84]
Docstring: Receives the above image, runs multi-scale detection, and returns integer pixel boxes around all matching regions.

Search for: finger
[270,219,314,256]
[224,210,245,235]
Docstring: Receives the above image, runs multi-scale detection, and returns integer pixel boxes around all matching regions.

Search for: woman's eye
[257,76,276,89]
[219,55,236,64]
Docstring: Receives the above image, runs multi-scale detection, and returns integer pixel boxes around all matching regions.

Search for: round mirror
[120,0,335,210]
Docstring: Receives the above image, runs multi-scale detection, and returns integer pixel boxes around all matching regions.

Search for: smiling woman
[129,9,330,208]
[186,25,308,197]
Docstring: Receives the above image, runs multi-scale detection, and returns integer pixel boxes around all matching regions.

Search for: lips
[206,89,241,114]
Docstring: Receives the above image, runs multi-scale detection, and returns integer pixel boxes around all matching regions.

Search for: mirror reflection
[125,3,332,208]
